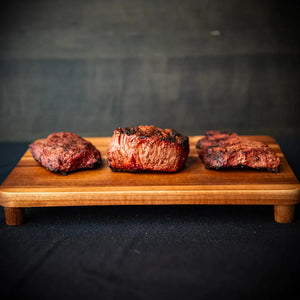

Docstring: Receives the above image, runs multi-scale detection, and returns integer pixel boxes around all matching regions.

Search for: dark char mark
[118,126,188,145]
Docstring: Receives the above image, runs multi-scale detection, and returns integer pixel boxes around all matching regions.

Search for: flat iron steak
[196,131,280,172]
[107,125,189,172]
[29,132,102,175]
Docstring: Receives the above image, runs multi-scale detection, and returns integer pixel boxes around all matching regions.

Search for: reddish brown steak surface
[196,131,280,172]
[29,132,102,175]
[107,125,189,172]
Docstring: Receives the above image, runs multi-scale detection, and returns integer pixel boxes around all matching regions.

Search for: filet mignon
[29,132,102,175]
[107,125,189,172]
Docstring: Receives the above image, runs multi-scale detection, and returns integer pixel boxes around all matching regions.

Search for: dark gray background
[1,2,300,300]
[0,0,299,141]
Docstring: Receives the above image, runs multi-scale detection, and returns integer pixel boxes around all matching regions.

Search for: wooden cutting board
[0,136,299,225]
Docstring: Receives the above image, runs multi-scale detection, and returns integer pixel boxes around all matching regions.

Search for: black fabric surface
[0,140,300,300]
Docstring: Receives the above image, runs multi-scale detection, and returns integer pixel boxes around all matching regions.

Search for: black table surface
[1,138,300,300]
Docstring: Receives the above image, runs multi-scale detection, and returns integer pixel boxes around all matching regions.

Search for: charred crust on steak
[196,131,280,173]
[117,125,188,146]
[53,159,102,175]
[204,164,279,173]
[29,132,102,175]
[107,125,189,173]
[109,165,185,173]
[40,159,102,175]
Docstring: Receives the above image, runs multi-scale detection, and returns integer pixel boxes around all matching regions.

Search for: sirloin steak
[196,131,280,172]
[29,132,102,175]
[107,125,189,172]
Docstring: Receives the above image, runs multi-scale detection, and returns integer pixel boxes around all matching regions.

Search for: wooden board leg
[4,207,25,225]
[274,205,295,223]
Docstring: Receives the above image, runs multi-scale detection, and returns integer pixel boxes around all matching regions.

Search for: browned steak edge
[196,131,280,173]
[31,154,102,175]
[117,126,189,146]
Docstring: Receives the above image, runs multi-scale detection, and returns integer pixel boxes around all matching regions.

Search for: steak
[196,131,280,172]
[29,132,102,175]
[107,125,189,172]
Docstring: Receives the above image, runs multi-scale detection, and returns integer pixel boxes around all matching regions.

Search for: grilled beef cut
[29,132,102,175]
[107,125,189,172]
[196,131,280,172]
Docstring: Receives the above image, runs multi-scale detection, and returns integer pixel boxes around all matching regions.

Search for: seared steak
[29,132,102,175]
[107,125,189,172]
[196,131,280,172]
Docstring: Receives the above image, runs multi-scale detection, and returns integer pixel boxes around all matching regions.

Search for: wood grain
[0,136,299,224]
[4,207,24,226]
[274,205,295,223]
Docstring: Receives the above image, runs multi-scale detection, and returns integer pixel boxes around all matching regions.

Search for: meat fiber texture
[107,125,189,173]
[196,131,280,172]
[29,132,102,175]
